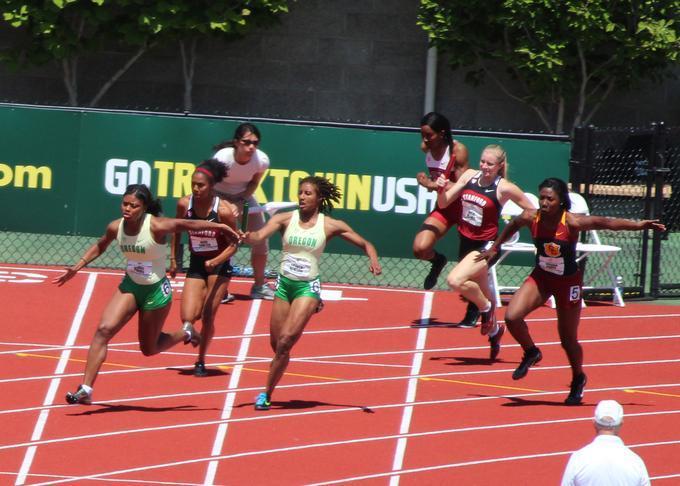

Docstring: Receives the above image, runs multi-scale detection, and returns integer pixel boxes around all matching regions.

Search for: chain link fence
[0,228,535,291]
[571,123,680,300]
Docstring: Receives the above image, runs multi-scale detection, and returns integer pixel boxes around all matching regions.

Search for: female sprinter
[476,178,665,404]
[436,145,535,360]
[413,112,478,327]
[213,122,274,300]
[244,176,381,410]
[53,184,240,404]
[170,159,238,377]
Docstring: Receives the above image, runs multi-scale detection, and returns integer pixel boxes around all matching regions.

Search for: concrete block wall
[0,0,678,132]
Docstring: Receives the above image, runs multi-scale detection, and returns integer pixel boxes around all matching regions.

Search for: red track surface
[1,264,679,485]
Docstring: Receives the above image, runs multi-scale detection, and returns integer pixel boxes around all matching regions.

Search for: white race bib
[538,255,565,275]
[282,254,312,279]
[127,260,152,277]
[190,235,219,253]
[462,201,484,227]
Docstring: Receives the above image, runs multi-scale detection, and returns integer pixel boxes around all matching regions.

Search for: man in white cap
[561,399,650,485]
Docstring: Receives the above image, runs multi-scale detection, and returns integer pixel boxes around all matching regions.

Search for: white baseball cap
[594,400,624,426]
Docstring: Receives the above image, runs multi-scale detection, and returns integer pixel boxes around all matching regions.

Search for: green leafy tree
[418,0,680,133]
[0,0,290,108]
[140,1,290,112]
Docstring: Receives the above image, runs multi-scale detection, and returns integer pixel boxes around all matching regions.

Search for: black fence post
[650,122,669,297]
[569,125,594,194]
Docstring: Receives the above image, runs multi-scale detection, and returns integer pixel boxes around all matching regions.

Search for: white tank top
[117,214,167,285]
[280,211,326,281]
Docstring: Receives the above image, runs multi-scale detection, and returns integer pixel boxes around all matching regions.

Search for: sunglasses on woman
[239,139,259,147]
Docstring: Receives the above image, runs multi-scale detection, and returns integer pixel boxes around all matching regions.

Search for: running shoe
[221,293,235,304]
[489,323,505,360]
[250,283,275,300]
[194,361,208,377]
[480,300,497,336]
[65,385,92,405]
[512,346,542,380]
[565,373,587,405]
[254,392,271,411]
[183,322,201,347]
[457,302,480,328]
[424,253,447,290]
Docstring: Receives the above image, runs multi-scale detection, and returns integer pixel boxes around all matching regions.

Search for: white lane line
[14,272,97,486]
[26,415,680,486]
[203,299,261,486]
[1,470,204,485]
[3,310,680,355]
[651,473,680,480]
[6,332,680,386]
[390,291,432,486]
[4,356,680,418]
[308,438,680,485]
[3,385,680,453]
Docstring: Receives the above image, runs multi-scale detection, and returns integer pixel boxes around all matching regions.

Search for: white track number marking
[0,271,48,284]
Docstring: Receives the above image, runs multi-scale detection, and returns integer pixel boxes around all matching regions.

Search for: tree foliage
[0,0,290,107]
[417,0,680,133]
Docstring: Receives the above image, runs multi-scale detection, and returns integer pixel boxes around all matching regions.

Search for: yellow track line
[420,376,542,393]
[16,352,141,369]
[217,365,342,381]
[624,388,680,399]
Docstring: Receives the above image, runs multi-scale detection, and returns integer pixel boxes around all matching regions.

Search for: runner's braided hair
[300,176,341,214]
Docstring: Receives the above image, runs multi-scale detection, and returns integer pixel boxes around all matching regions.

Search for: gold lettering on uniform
[154,161,174,197]
[0,163,12,186]
[14,165,52,189]
[289,170,310,201]
[173,162,195,198]
[268,169,290,202]
[346,174,371,210]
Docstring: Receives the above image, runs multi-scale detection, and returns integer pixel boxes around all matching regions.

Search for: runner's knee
[275,333,297,356]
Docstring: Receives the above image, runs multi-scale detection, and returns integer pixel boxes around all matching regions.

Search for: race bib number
[461,201,484,227]
[190,235,219,253]
[127,260,152,277]
[310,277,321,295]
[282,254,313,279]
[569,285,581,302]
[161,279,171,297]
[538,255,565,275]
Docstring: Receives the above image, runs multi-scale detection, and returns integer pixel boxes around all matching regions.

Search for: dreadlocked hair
[300,176,341,214]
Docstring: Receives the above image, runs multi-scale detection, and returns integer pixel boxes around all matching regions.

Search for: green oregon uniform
[275,211,327,302]
[117,213,172,310]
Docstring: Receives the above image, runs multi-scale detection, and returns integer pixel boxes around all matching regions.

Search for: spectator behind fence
[561,400,650,486]
[213,122,274,300]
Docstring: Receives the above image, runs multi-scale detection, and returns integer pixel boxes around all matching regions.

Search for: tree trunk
[88,45,148,107]
[180,38,198,113]
[61,58,78,106]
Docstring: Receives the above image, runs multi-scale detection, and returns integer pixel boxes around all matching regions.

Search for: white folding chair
[489,193,540,307]
[568,192,624,307]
